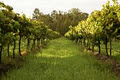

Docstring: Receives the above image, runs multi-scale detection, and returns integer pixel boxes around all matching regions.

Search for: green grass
[2,37,118,80]
[1,38,28,63]
[2,38,27,56]
[93,41,120,62]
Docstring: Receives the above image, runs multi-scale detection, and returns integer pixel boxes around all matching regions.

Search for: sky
[0,0,119,17]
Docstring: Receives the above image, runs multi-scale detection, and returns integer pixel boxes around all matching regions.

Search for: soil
[1,49,120,79]
[89,50,120,77]
[0,53,25,79]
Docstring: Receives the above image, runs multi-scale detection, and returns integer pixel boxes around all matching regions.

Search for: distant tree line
[33,8,88,35]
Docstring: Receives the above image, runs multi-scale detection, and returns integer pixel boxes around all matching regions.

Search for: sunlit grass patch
[2,37,118,80]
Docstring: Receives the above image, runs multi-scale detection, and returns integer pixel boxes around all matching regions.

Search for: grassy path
[2,37,118,80]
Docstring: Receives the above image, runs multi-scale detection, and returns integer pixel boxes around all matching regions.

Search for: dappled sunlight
[2,37,118,80]
[35,37,79,58]
[1,0,120,79]
[112,51,118,56]
[36,47,78,58]
[36,51,74,58]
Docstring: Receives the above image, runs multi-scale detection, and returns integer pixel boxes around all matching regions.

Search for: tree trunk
[40,39,42,47]
[88,40,91,49]
[78,39,80,45]
[19,36,22,56]
[76,38,79,44]
[80,40,82,45]
[33,39,36,49]
[0,46,2,64]
[92,42,94,52]
[31,39,36,50]
[83,38,85,46]
[105,37,109,56]
[98,40,101,54]
[13,40,16,58]
[110,38,112,56]
[7,43,10,57]
[37,39,40,49]
[27,38,30,49]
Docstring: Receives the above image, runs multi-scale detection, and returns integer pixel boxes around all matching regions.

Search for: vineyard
[65,1,120,59]
[0,0,120,80]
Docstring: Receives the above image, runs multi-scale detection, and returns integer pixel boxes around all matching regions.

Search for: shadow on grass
[12,51,117,80]
[1,37,119,80]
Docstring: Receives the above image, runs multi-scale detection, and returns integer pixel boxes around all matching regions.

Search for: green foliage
[33,8,88,35]
[47,29,61,39]
[65,0,120,56]
[0,1,61,63]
